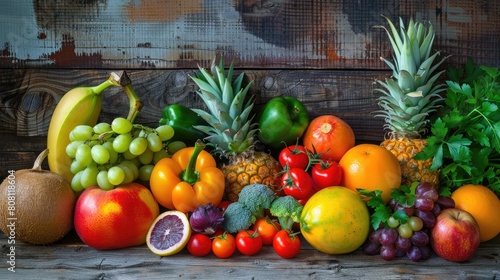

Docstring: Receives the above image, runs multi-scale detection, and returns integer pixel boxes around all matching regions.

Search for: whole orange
[339,144,401,203]
[302,115,355,162]
[451,184,500,242]
[300,186,370,254]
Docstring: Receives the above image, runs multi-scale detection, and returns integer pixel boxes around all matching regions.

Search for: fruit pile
[1,15,500,265]
[66,119,183,191]
[362,182,456,261]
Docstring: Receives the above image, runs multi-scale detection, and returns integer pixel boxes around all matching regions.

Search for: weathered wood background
[1,0,499,175]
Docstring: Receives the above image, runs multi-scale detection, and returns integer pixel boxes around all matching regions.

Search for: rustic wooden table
[1,230,498,279]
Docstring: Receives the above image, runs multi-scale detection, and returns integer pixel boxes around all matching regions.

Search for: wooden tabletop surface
[1,230,499,279]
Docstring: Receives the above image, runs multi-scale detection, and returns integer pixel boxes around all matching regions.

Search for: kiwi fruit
[0,149,76,245]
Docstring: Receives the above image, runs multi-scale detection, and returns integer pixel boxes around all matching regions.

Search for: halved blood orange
[146,210,192,256]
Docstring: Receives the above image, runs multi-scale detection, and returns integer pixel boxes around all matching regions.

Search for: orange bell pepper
[149,140,225,213]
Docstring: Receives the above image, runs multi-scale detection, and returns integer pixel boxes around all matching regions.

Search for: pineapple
[374,16,448,187]
[190,58,282,202]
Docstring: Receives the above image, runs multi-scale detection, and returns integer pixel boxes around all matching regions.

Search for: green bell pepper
[159,104,208,146]
[257,96,309,150]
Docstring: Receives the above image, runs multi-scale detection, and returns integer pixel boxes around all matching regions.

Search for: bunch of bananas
[47,71,143,183]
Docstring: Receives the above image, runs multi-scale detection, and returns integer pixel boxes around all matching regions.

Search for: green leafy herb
[358,184,417,230]
[358,189,391,230]
[414,59,500,196]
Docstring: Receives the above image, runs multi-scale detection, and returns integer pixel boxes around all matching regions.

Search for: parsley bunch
[415,59,500,196]
[359,185,416,230]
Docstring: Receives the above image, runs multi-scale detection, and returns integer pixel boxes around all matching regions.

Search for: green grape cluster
[66,117,187,192]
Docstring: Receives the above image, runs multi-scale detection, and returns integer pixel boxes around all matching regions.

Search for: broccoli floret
[238,183,276,218]
[222,202,256,233]
[269,195,304,231]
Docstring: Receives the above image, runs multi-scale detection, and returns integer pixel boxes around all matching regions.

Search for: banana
[47,73,125,183]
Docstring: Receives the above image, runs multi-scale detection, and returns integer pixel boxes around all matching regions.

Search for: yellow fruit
[339,144,402,204]
[381,137,439,187]
[451,184,500,242]
[222,151,282,202]
[47,75,120,183]
[300,186,370,254]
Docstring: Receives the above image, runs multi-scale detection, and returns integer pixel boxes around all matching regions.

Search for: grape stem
[110,71,144,123]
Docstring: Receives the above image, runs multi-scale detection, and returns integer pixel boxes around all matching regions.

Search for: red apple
[74,182,160,250]
[431,208,481,262]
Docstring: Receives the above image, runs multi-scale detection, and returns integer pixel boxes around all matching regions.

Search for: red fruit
[74,182,160,250]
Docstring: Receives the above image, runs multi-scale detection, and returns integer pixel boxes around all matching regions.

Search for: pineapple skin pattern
[381,137,438,187]
[375,16,447,188]
[222,150,282,202]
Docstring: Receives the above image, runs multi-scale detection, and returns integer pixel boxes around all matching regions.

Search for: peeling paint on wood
[0,0,498,69]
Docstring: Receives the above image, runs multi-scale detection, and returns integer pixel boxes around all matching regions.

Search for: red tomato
[298,186,316,206]
[252,217,281,245]
[273,230,301,259]
[282,168,313,200]
[279,144,309,169]
[217,200,232,214]
[187,233,212,257]
[311,160,343,189]
[211,227,225,238]
[212,232,236,259]
[236,230,263,256]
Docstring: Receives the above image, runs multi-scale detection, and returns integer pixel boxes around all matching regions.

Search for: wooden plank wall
[0,0,499,175]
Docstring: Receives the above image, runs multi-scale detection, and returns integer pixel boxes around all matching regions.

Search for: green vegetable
[159,104,208,146]
[359,186,416,230]
[221,202,256,233]
[237,184,276,219]
[415,59,500,196]
[269,195,303,231]
[257,97,309,150]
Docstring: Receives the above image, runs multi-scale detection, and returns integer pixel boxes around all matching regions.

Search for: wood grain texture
[0,68,387,139]
[0,0,498,69]
[0,68,389,176]
[1,231,499,279]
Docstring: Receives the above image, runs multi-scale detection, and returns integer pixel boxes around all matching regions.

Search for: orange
[300,186,370,254]
[451,184,500,242]
[339,143,401,203]
[302,115,355,162]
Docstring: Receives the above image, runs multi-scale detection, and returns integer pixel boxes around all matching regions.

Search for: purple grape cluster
[363,182,456,261]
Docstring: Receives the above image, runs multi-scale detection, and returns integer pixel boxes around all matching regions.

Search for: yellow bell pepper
[150,140,225,213]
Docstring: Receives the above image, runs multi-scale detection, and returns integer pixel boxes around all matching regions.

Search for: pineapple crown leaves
[189,58,258,156]
[377,16,435,80]
[373,15,449,137]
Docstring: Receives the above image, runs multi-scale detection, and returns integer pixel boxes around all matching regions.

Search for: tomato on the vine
[212,232,236,259]
[273,230,301,259]
[311,159,343,189]
[297,187,316,206]
[279,144,309,169]
[252,217,281,245]
[236,230,263,256]
[282,167,313,200]
[187,233,212,257]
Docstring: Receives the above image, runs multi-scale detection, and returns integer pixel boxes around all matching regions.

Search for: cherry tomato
[273,230,301,259]
[211,227,225,238]
[212,232,236,259]
[282,167,313,200]
[297,187,316,206]
[252,217,281,245]
[236,230,263,256]
[187,233,212,257]
[279,144,309,169]
[311,160,343,189]
[217,200,232,214]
